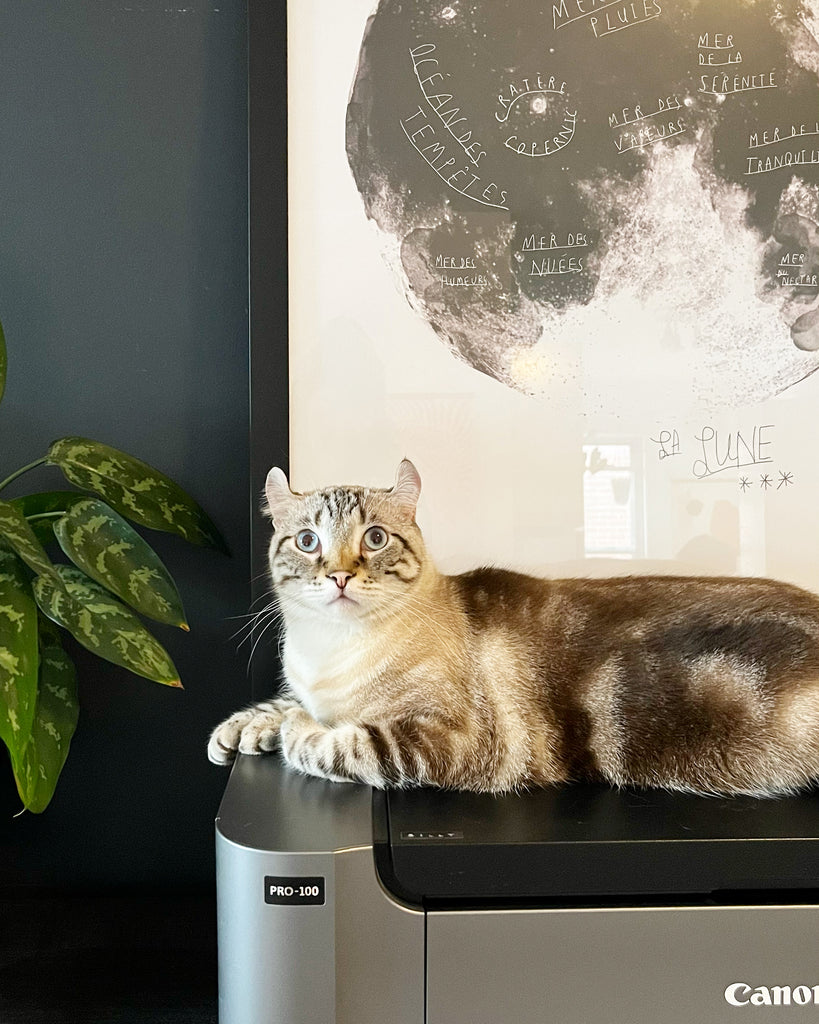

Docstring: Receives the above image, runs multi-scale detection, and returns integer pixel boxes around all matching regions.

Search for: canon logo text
[725,983,819,1007]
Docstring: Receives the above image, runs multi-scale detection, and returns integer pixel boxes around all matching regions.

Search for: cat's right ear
[265,467,298,524]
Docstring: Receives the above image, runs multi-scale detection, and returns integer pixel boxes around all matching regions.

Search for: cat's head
[265,460,429,622]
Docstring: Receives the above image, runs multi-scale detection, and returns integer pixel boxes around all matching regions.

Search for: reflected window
[582,443,644,559]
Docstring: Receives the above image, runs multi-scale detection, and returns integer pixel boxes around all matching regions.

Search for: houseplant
[0,324,227,812]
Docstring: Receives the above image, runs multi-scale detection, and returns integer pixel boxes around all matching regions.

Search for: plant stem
[0,457,48,494]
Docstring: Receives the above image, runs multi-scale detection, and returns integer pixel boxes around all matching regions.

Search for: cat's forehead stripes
[301,486,393,529]
[317,487,365,520]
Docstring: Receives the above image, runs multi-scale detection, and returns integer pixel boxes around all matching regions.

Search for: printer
[216,754,819,1023]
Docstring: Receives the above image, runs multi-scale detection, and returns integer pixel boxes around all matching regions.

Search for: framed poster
[287,0,819,587]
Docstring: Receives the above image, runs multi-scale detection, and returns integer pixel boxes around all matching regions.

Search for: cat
[208,459,819,797]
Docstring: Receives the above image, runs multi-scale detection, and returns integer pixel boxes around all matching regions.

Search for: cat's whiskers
[245,607,286,671]
[248,584,277,607]
[226,598,276,625]
[236,618,281,662]
[230,603,275,643]
[226,587,278,635]
[233,598,283,649]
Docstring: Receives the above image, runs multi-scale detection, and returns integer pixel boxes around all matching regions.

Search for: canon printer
[216,755,819,1023]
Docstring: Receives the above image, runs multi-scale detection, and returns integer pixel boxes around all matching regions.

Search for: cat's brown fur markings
[208,460,819,796]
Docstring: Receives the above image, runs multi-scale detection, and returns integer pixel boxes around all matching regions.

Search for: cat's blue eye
[363,526,389,551]
[295,530,321,554]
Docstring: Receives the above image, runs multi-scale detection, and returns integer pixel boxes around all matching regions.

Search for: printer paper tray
[376,783,819,907]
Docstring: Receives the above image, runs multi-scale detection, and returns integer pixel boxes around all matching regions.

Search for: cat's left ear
[390,459,421,522]
[265,467,299,524]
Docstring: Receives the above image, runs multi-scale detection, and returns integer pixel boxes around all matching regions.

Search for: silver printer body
[216,755,819,1023]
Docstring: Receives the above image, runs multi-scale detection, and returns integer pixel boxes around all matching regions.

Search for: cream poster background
[288,0,819,586]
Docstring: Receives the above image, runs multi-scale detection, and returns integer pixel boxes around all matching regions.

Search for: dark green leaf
[33,565,182,688]
[18,518,54,547]
[46,438,228,553]
[0,548,39,763]
[12,621,79,813]
[54,498,188,630]
[10,492,86,548]
[0,499,59,579]
[10,491,85,518]
[0,319,6,407]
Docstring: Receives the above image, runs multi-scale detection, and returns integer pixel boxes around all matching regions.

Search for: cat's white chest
[281,619,379,723]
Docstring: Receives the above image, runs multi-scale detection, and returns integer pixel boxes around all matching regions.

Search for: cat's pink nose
[329,571,355,590]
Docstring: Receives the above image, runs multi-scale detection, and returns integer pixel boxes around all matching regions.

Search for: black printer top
[375,784,819,909]
[215,757,819,910]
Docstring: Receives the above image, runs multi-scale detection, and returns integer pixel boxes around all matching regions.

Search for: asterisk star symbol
[777,470,794,489]
[759,474,773,489]
[739,476,752,491]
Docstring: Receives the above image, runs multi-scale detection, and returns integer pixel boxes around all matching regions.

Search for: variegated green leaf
[12,620,79,813]
[33,565,182,688]
[0,548,38,762]
[47,437,228,553]
[53,498,188,630]
[0,318,6,407]
[0,499,59,579]
[11,491,85,547]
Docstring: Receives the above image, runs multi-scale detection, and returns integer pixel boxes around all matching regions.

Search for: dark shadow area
[0,890,217,1024]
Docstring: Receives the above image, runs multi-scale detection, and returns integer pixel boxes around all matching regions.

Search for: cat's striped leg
[279,707,449,788]
[207,698,299,765]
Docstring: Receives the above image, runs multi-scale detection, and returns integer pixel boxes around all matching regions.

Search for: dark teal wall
[0,2,252,890]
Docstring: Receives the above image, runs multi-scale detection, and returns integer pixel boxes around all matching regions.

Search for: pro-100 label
[264,876,325,906]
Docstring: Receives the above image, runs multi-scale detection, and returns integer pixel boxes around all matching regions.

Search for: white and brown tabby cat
[208,460,819,796]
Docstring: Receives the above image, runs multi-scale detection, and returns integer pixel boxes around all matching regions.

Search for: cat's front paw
[279,705,317,746]
[207,702,287,764]
[279,709,358,784]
